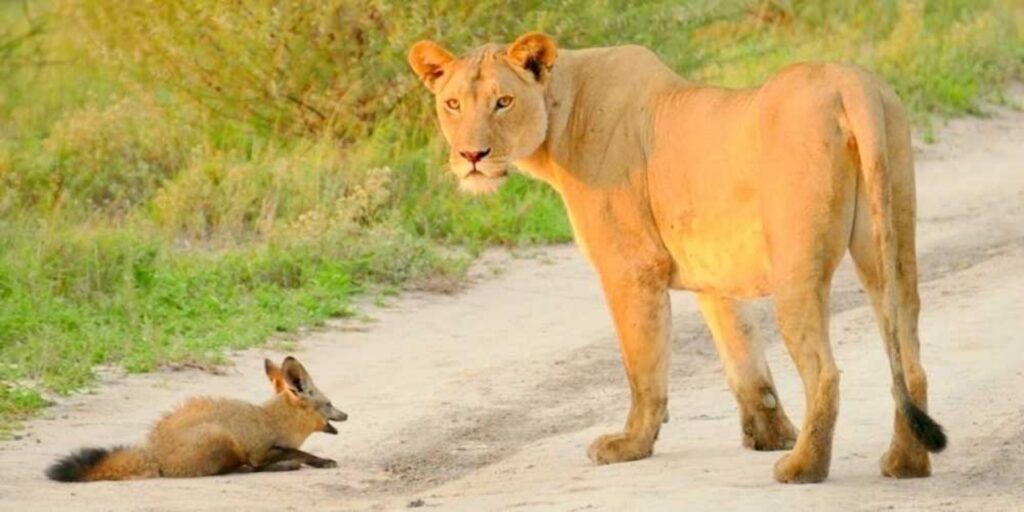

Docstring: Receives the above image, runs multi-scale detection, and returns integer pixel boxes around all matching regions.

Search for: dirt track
[2,98,1023,511]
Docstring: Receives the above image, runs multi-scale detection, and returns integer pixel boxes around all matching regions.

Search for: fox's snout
[321,405,347,435]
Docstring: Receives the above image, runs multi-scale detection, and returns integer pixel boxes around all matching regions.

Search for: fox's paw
[309,458,337,469]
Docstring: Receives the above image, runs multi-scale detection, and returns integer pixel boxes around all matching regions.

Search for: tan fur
[49,357,346,482]
[79,447,158,482]
[409,33,941,483]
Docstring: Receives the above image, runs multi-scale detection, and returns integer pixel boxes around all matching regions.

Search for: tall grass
[0,217,457,389]
[1,0,1021,431]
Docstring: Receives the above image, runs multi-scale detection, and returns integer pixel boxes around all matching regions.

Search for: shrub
[43,98,193,211]
[152,139,395,240]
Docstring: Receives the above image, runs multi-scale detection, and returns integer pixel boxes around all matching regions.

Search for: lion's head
[408,33,557,195]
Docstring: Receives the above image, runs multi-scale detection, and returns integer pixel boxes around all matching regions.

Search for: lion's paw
[587,432,653,465]
[879,449,930,479]
[741,411,798,451]
[773,452,830,484]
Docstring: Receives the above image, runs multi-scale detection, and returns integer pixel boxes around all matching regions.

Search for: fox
[46,356,347,482]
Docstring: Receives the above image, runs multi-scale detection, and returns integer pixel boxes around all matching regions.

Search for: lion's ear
[506,32,557,83]
[408,40,454,93]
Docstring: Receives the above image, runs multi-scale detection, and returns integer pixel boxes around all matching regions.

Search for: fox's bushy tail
[46,446,158,482]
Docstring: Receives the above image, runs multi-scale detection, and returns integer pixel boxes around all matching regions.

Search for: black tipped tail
[46,447,115,482]
[902,401,947,453]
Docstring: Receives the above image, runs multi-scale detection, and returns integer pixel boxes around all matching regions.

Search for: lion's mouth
[459,168,509,195]
[465,168,508,179]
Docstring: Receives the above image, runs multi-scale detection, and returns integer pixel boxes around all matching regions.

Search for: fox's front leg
[587,258,672,464]
[253,460,303,472]
[257,446,337,470]
[289,448,337,469]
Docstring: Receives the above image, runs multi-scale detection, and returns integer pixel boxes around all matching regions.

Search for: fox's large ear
[265,358,293,397]
[281,356,314,396]
[506,32,557,83]
[408,40,454,93]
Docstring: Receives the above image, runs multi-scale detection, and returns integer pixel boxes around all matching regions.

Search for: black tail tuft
[902,401,947,453]
[46,447,112,482]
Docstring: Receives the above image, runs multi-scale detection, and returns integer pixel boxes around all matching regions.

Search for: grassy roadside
[1,0,1021,433]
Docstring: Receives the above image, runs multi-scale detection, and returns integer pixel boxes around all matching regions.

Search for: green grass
[0,217,463,435]
[1,0,1021,432]
[0,384,50,431]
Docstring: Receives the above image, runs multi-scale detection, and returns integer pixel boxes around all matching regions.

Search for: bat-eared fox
[46,356,346,482]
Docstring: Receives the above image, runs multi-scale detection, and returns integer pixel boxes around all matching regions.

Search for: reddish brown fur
[46,357,345,482]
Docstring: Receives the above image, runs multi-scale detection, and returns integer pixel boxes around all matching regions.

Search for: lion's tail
[841,74,946,453]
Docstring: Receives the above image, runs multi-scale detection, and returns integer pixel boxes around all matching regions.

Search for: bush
[152,138,396,240]
[65,0,751,141]
[67,0,418,140]
[876,1,1022,119]
[42,98,194,212]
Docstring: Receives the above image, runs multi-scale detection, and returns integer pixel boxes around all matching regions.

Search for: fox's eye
[495,95,514,110]
[444,98,460,111]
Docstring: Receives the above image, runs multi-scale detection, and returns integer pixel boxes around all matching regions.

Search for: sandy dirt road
[2,100,1023,511]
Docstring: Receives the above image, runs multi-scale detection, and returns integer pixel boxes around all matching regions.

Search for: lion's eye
[444,98,460,111]
[495,95,514,110]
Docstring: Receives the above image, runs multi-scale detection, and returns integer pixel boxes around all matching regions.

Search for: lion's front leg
[587,262,671,465]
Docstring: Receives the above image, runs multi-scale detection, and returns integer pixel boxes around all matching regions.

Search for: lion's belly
[659,212,772,298]
[648,86,772,298]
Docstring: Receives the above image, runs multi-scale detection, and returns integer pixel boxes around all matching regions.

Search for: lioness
[408,33,945,483]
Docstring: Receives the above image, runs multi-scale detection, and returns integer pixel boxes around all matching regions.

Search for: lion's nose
[459,148,491,163]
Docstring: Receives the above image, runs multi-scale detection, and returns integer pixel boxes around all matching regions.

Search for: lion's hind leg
[847,81,942,478]
[760,93,856,484]
[849,176,935,478]
[769,286,841,484]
